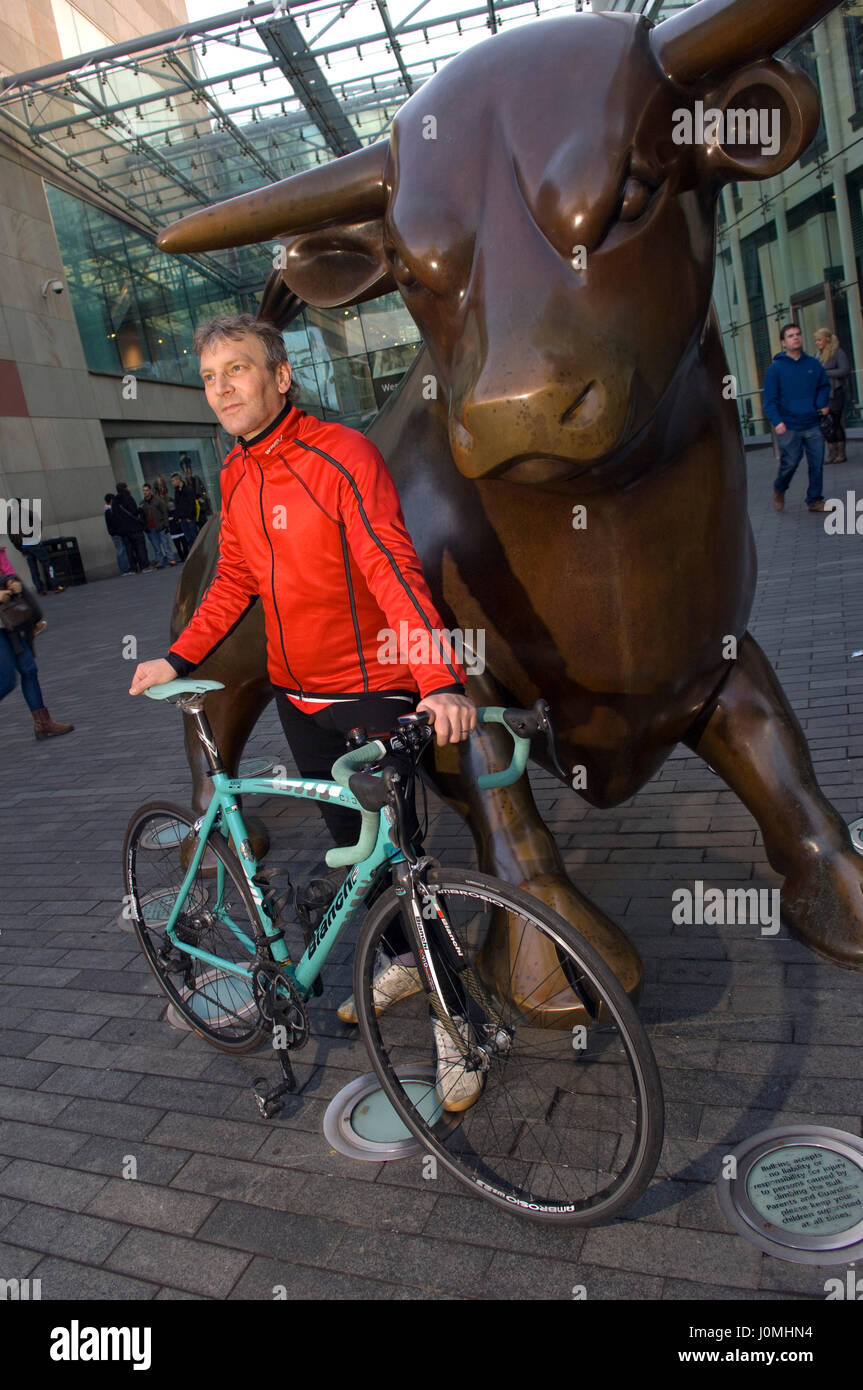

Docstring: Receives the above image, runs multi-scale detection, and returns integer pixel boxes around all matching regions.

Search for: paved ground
[1,444,862,1302]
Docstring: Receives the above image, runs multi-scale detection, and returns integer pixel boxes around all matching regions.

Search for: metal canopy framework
[0,0,690,292]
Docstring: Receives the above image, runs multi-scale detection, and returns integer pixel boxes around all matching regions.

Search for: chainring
[251,961,310,1050]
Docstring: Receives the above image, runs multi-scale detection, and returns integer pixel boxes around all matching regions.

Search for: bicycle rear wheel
[123,802,266,1053]
[354,868,663,1225]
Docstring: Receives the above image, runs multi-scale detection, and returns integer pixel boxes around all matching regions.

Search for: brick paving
[1,443,862,1302]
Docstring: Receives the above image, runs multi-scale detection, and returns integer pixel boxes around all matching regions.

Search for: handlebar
[475,699,561,789]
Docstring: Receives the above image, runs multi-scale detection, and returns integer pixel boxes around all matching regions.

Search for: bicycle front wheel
[354,868,664,1225]
[123,802,266,1053]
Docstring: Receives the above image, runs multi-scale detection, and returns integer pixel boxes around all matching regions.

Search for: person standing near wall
[104,494,131,576]
[814,328,850,465]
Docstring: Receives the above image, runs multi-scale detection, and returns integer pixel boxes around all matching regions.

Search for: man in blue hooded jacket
[763,323,831,512]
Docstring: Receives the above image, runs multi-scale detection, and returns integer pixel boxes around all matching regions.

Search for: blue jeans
[112,534,130,574]
[774,425,824,505]
[23,542,57,592]
[152,529,176,565]
[0,631,44,711]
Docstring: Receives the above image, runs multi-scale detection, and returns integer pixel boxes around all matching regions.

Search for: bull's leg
[687,633,863,970]
[428,676,643,1022]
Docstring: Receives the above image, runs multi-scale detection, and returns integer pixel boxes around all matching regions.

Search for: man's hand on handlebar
[129,658,179,696]
[416,691,477,746]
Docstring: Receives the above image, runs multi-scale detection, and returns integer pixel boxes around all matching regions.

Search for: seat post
[178,694,225,775]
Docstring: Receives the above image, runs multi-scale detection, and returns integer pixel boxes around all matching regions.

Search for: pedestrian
[129,313,477,1105]
[0,573,72,739]
[763,322,832,513]
[170,471,199,551]
[8,499,64,594]
[814,327,850,465]
[109,491,149,573]
[104,494,132,575]
[140,483,177,568]
[180,457,212,530]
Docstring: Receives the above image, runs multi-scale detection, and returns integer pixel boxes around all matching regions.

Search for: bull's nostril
[561,382,596,426]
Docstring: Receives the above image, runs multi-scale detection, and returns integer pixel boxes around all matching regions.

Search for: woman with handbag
[0,575,73,739]
[815,328,850,464]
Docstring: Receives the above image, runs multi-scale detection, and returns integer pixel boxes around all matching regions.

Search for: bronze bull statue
[159,0,863,1014]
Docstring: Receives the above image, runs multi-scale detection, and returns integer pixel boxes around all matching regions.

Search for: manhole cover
[717,1126,863,1264]
[322,1069,456,1162]
[849,817,863,855]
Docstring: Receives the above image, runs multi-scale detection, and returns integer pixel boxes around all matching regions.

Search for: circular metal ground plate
[323,1069,451,1162]
[849,817,863,856]
[717,1125,863,1265]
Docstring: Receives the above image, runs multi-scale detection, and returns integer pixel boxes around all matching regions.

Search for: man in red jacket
[130,316,479,1102]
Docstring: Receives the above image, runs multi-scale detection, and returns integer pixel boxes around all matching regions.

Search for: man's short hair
[193,314,300,403]
[779,322,801,342]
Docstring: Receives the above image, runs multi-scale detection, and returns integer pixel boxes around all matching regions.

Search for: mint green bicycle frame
[148,700,529,1001]
[157,766,399,999]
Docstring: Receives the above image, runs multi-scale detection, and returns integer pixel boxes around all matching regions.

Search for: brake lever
[534,699,569,783]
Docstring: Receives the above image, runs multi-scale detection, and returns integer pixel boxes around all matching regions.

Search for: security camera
[40,279,65,297]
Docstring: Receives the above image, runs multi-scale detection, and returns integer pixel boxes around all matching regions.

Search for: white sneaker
[337,960,422,1024]
[432,1015,483,1112]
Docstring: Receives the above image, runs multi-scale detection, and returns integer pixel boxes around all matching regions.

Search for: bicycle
[123,680,664,1225]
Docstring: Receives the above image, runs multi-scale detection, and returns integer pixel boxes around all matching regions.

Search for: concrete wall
[0,0,205,582]
[0,141,118,578]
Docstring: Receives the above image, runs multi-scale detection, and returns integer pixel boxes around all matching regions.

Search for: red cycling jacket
[166,402,466,708]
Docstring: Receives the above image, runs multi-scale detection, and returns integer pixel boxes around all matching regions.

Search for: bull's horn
[651,0,839,86]
[157,139,389,254]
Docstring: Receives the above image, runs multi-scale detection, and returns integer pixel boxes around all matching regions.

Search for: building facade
[3,0,862,582]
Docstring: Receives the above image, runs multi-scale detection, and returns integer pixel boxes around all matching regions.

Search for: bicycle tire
[354,868,664,1225]
[123,801,267,1054]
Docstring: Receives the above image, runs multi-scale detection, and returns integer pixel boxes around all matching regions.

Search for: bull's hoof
[476,872,643,1028]
[781,848,863,971]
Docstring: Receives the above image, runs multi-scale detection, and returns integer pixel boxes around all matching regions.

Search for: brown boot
[824,441,837,464]
[32,708,74,740]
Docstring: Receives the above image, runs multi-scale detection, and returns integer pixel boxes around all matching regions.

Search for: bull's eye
[619,176,654,223]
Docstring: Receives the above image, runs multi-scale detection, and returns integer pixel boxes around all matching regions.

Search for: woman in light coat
[815,328,850,464]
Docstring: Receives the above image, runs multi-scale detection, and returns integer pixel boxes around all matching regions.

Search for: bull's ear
[695,58,820,182]
[279,217,395,308]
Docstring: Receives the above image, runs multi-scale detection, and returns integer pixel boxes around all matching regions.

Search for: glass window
[44,183,245,387]
[306,305,367,362]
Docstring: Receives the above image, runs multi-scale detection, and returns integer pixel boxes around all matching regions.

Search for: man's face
[199,333,292,438]
[782,327,803,353]
[143,486,151,499]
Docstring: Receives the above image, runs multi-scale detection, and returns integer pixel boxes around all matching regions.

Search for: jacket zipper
[244,441,304,699]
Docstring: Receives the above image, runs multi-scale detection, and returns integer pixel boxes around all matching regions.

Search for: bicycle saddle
[144,679,225,700]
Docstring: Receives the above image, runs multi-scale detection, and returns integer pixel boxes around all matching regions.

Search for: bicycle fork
[392,861,512,1071]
